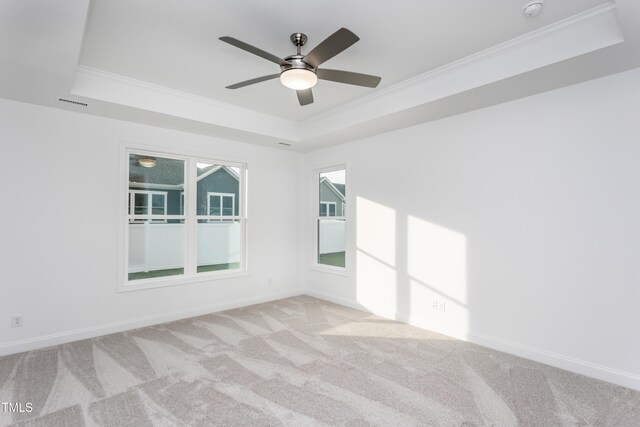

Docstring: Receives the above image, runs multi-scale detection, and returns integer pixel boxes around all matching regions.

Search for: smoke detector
[523,1,544,17]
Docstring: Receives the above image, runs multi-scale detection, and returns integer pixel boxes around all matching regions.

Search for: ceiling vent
[58,97,88,107]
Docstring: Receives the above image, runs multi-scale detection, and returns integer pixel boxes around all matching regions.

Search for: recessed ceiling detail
[1,0,638,152]
[70,2,623,149]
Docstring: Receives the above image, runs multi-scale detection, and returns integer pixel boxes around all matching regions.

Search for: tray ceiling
[1,0,640,151]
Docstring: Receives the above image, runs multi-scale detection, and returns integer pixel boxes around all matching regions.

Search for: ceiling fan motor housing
[282,33,314,72]
[281,54,315,72]
[281,33,317,91]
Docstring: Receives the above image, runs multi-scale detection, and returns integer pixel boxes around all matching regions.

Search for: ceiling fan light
[138,157,157,168]
[280,69,317,90]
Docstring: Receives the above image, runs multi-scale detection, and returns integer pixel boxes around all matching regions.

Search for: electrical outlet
[11,315,23,328]
[267,278,273,286]
[432,299,446,313]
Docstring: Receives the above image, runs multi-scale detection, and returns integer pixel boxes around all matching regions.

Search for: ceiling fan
[219,28,381,106]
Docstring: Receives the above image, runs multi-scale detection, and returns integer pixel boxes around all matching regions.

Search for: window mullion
[239,164,247,270]
[163,193,167,215]
[186,158,197,275]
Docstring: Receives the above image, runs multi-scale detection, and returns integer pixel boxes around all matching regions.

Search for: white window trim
[207,192,236,218]
[129,190,168,223]
[320,201,337,217]
[311,164,347,275]
[120,146,248,292]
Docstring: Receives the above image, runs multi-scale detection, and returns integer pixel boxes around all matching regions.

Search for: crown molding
[72,65,297,141]
[348,1,619,109]
[70,2,622,149]
[297,1,623,142]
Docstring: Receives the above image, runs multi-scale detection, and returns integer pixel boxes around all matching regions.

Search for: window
[128,190,168,222]
[125,151,246,286]
[207,192,235,217]
[320,201,337,217]
[315,167,346,268]
[196,164,242,273]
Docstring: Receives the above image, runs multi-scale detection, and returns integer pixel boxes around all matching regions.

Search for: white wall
[304,67,640,390]
[2,66,640,391]
[0,99,303,354]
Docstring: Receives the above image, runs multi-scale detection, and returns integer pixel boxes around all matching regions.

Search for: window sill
[118,270,249,293]
[309,264,349,277]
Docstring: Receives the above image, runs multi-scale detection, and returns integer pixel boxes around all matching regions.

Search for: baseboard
[465,330,640,392]
[5,287,639,392]
[305,289,640,392]
[0,289,304,356]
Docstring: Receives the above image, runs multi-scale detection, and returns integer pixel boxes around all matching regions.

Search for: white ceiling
[79,0,608,120]
[1,0,640,151]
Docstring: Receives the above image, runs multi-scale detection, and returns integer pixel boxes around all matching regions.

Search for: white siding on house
[320,180,344,216]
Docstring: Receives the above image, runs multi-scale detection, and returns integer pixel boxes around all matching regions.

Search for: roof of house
[333,183,345,197]
[197,164,240,182]
[320,177,345,200]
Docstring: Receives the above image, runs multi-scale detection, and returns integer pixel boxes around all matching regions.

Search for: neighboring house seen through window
[208,192,235,217]
[128,190,168,222]
[320,201,337,217]
[125,151,246,287]
[316,168,346,269]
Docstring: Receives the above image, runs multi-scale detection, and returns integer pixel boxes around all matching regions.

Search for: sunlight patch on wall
[356,197,397,314]
[407,215,468,336]
[356,250,397,316]
[356,197,396,266]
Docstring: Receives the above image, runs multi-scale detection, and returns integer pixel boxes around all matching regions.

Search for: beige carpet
[1,295,639,426]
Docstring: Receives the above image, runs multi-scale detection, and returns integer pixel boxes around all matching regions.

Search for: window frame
[128,190,168,223]
[120,146,248,292]
[312,164,347,274]
[319,201,337,217]
[207,192,236,218]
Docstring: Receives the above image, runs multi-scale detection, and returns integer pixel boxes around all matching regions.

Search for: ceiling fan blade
[226,74,280,89]
[316,68,381,88]
[219,36,288,66]
[304,28,359,68]
[297,88,314,106]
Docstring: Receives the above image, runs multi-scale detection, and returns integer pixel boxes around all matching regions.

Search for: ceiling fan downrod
[290,32,307,56]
